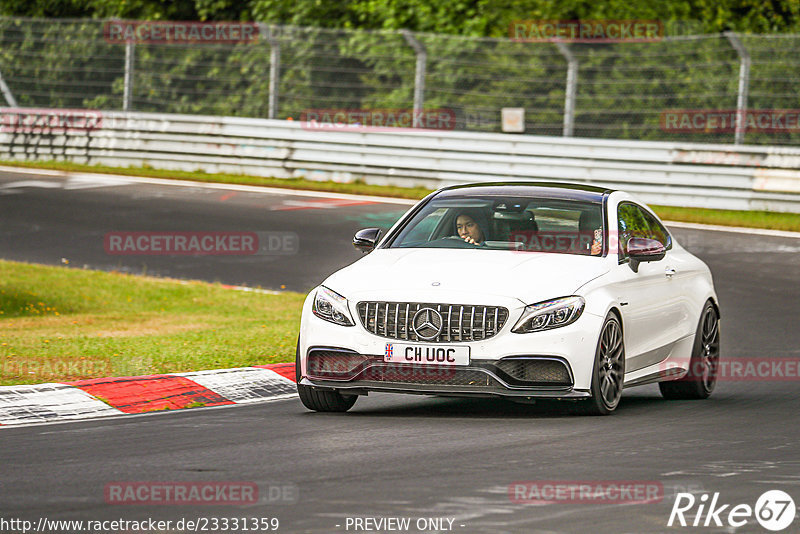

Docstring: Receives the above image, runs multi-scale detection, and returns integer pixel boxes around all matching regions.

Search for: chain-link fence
[1,17,799,145]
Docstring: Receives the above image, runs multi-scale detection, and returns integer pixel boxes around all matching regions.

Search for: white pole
[123,40,135,111]
[401,30,426,127]
[556,42,578,137]
[0,66,18,107]
[725,32,750,145]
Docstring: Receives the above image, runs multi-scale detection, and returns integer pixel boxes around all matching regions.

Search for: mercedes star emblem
[412,307,443,340]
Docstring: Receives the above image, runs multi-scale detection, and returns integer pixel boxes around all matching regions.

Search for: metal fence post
[260,24,281,120]
[0,66,17,107]
[123,40,135,111]
[725,32,750,145]
[556,42,578,137]
[401,30,426,127]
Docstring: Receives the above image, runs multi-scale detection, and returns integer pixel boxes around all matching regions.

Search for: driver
[455,209,490,245]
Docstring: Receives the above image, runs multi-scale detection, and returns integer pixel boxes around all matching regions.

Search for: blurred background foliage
[2,0,800,34]
[1,1,799,144]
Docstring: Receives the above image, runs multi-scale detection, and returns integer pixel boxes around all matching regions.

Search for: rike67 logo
[668,490,796,531]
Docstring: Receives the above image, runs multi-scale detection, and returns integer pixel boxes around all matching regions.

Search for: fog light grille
[306,350,371,379]
[495,358,572,385]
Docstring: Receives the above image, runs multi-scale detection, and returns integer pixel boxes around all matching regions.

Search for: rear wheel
[659,302,719,400]
[296,340,357,412]
[581,313,625,415]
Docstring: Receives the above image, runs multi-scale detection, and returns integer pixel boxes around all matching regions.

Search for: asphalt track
[2,169,800,533]
[0,168,413,292]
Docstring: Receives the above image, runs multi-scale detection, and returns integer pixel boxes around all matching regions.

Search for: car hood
[323,248,609,305]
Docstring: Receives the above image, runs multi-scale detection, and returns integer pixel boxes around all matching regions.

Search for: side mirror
[627,237,666,273]
[353,227,382,253]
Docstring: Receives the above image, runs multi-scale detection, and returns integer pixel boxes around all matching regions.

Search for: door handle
[665,266,677,277]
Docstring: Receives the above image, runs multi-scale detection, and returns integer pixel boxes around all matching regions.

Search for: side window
[640,208,672,250]
[617,203,649,260]
[617,202,672,260]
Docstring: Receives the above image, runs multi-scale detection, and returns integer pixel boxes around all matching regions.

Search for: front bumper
[298,292,605,396]
[301,352,589,399]
[300,378,590,399]
[300,374,591,399]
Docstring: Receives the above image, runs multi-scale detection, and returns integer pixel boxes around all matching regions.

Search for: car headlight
[312,286,355,326]
[512,296,585,333]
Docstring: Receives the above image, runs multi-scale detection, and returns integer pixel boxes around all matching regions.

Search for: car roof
[434,182,613,203]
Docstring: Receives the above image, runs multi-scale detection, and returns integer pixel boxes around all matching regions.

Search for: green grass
[3,160,800,231]
[0,260,304,386]
[649,205,800,232]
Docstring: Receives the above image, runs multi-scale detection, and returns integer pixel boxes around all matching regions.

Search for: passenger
[455,209,490,245]
[578,210,603,255]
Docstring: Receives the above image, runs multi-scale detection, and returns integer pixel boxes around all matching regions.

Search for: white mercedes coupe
[296,183,721,415]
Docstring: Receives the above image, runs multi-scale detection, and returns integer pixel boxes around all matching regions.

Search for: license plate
[383,343,470,366]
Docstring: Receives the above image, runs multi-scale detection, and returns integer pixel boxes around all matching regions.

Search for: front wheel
[581,313,625,415]
[659,301,719,400]
[296,340,357,412]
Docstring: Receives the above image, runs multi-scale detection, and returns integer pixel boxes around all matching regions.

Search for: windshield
[389,196,605,255]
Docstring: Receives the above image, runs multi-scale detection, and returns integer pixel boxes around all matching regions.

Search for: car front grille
[494,358,572,385]
[356,301,509,342]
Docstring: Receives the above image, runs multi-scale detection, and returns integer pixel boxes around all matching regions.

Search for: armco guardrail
[2,108,800,212]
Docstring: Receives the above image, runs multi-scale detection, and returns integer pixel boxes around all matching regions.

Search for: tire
[581,313,625,415]
[296,340,357,413]
[659,301,720,400]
